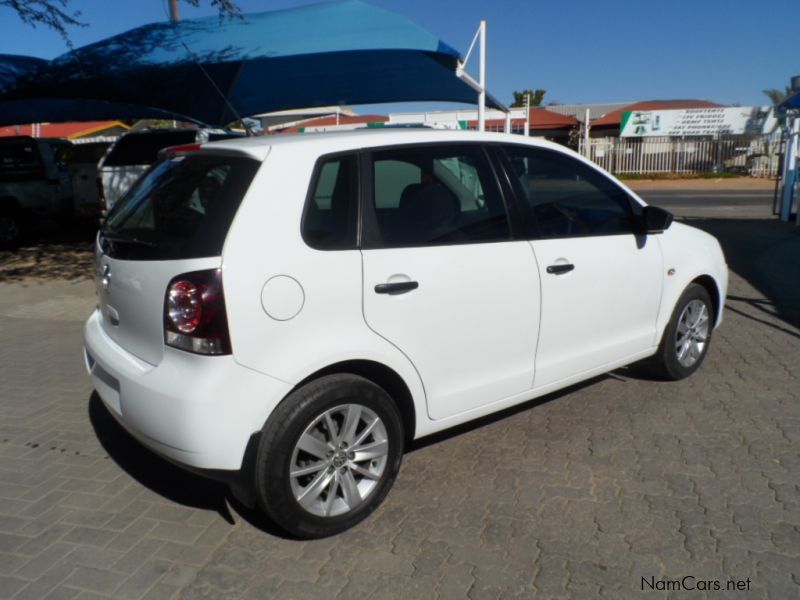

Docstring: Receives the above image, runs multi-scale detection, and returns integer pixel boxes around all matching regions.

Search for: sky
[0,0,797,114]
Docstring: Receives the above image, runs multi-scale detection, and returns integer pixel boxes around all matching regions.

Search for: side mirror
[639,206,673,234]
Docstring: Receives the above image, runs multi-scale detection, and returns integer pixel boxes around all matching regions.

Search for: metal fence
[578,134,781,177]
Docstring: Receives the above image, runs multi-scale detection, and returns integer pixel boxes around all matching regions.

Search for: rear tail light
[159,143,202,159]
[96,176,106,211]
[164,269,231,355]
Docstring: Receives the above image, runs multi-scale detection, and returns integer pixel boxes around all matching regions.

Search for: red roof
[0,121,128,139]
[470,107,578,130]
[591,100,726,127]
[277,114,387,133]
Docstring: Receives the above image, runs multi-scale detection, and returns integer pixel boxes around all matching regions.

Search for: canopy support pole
[524,93,530,137]
[779,115,799,222]
[457,20,487,131]
[479,20,486,132]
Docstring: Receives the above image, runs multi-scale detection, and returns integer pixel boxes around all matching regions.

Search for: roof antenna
[181,42,254,136]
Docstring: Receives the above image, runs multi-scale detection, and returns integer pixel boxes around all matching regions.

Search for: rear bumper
[84,309,293,471]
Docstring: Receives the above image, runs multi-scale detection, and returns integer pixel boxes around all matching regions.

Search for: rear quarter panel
[221,143,429,436]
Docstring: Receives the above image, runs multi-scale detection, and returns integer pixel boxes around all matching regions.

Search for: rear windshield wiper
[100,230,158,247]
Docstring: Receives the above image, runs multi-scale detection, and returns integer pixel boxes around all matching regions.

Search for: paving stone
[0,575,28,599]
[63,567,126,595]
[1,202,799,599]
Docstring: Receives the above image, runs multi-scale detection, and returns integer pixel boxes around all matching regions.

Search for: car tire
[254,374,404,538]
[648,283,714,380]
[0,205,23,250]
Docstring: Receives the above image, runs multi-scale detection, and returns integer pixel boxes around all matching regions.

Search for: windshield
[102,153,260,260]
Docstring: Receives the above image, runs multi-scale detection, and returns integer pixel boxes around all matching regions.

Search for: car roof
[201,128,569,162]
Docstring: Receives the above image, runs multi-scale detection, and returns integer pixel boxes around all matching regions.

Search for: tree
[0,0,84,45]
[1,0,240,46]
[510,89,546,108]
[763,87,792,106]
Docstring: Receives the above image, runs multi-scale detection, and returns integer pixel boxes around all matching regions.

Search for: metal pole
[780,116,799,221]
[478,20,486,132]
[169,0,180,21]
[524,93,530,137]
[583,108,590,158]
[504,111,511,134]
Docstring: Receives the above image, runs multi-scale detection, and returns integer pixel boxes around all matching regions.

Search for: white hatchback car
[84,130,727,538]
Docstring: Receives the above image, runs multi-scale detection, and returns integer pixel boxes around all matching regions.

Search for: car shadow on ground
[89,369,671,539]
[407,374,612,453]
[678,216,800,332]
[88,393,235,522]
[88,392,294,538]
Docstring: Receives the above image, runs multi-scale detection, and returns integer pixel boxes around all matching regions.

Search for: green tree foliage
[762,87,792,106]
[510,89,546,108]
[1,0,240,45]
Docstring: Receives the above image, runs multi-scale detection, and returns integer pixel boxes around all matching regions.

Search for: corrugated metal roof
[471,107,578,129]
[543,102,634,122]
[277,114,388,133]
[0,120,128,139]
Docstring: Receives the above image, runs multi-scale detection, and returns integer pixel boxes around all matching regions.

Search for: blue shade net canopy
[0,0,504,127]
[0,54,219,124]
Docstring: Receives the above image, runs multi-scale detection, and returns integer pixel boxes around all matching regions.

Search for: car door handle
[374,281,419,294]
[546,263,575,275]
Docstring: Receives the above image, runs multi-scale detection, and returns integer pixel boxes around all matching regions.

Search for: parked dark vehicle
[0,136,72,249]
[60,141,113,218]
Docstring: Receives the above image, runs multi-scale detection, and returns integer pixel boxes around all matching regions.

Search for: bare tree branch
[1,0,85,46]
[1,0,241,47]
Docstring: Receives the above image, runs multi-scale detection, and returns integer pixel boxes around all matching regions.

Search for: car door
[360,143,541,421]
[497,144,663,389]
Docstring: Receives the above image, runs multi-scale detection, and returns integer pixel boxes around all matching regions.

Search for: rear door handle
[374,281,419,294]
[546,263,575,275]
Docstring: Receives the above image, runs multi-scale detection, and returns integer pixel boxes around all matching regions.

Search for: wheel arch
[691,274,721,325]
[292,360,417,444]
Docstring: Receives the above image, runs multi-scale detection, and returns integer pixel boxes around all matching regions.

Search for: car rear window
[102,131,197,167]
[102,154,260,260]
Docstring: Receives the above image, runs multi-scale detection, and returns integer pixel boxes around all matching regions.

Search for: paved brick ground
[0,201,798,599]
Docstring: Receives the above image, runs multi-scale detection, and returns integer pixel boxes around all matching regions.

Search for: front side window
[302,155,358,249]
[501,146,637,238]
[368,145,510,247]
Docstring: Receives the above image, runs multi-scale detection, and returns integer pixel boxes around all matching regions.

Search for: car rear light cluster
[164,269,231,355]
[96,176,106,212]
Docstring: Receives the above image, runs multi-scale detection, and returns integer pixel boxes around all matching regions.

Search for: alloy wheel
[289,403,389,518]
[675,299,710,368]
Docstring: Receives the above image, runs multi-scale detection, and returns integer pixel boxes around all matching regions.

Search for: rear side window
[102,154,259,260]
[0,139,44,180]
[302,155,358,250]
[501,145,637,238]
[366,145,510,248]
[102,131,196,167]
[60,142,111,164]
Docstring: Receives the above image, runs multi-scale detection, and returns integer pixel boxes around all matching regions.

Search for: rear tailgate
[97,151,261,365]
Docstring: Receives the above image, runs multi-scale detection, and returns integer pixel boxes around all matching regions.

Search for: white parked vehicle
[84,130,728,538]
